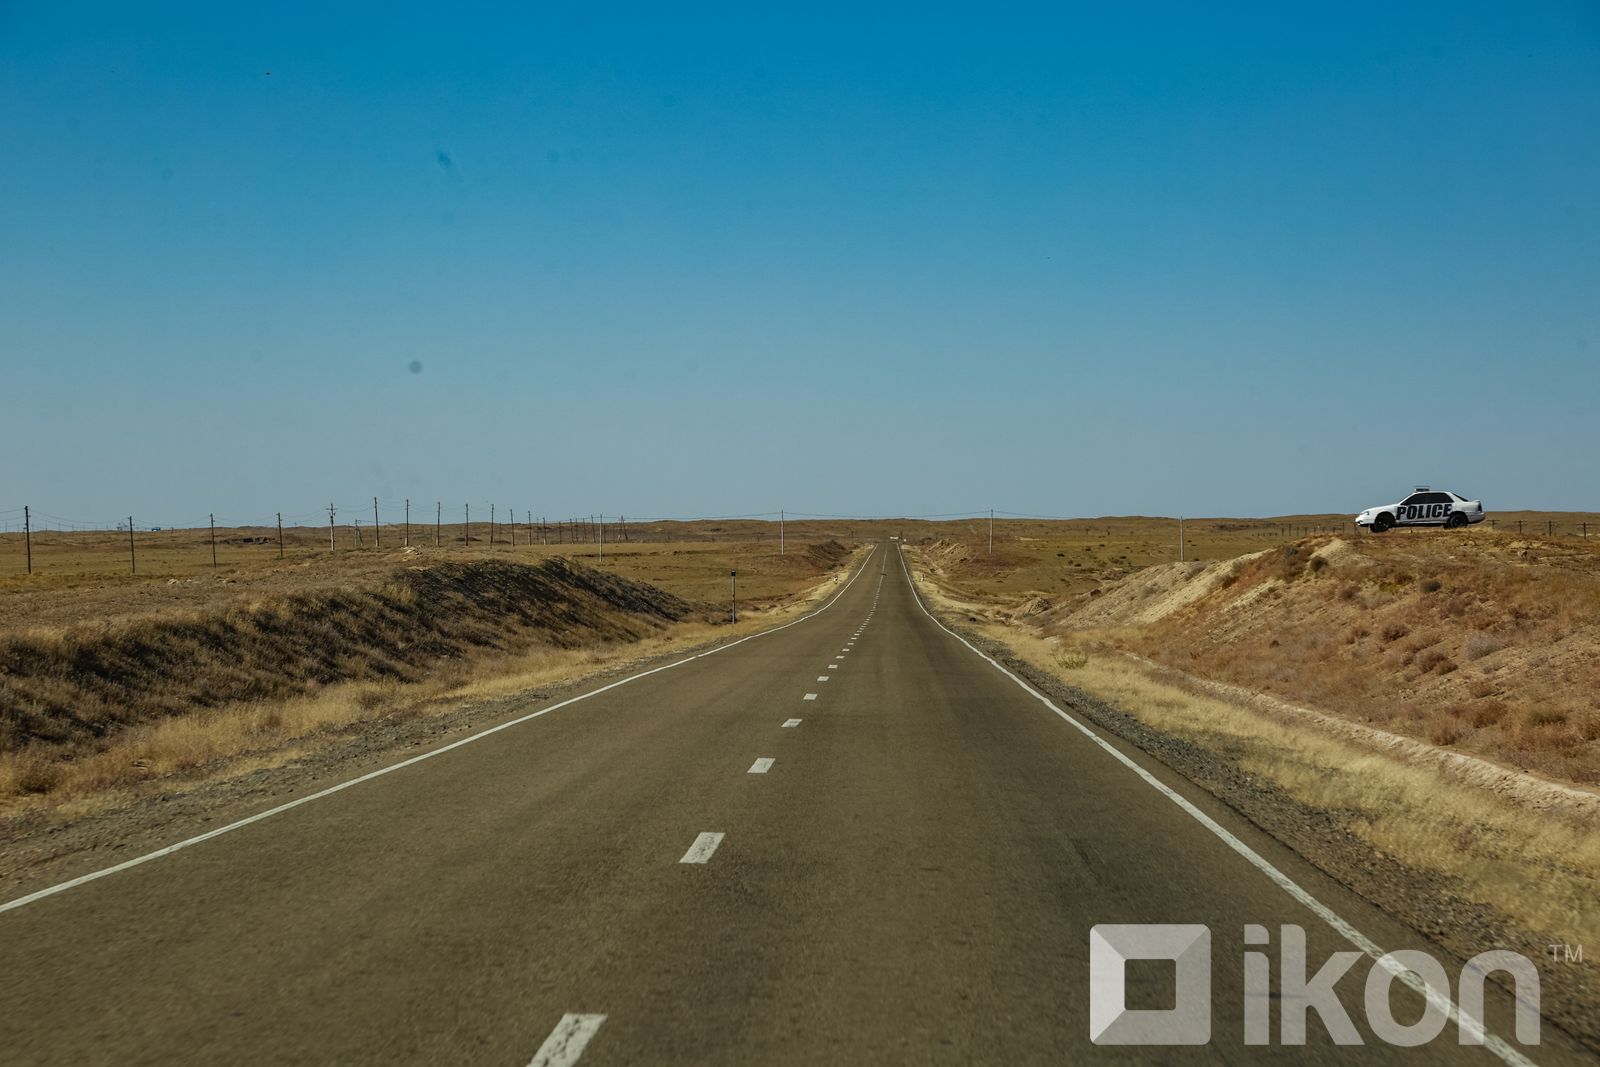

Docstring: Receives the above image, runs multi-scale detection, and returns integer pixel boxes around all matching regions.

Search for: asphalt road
[0,544,1586,1065]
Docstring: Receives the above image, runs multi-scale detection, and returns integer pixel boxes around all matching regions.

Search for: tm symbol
[1546,944,1584,964]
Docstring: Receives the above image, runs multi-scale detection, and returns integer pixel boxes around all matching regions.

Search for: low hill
[1044,533,1600,785]
[0,558,694,756]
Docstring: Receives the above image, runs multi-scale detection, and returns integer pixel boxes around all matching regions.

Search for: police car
[1355,487,1486,533]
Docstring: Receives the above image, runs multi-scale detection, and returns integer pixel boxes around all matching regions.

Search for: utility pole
[510,508,516,547]
[404,499,410,548]
[1179,516,1185,562]
[373,497,381,548]
[989,508,994,554]
[23,505,31,574]
[277,512,284,559]
[780,509,785,555]
[490,503,496,547]
[464,504,470,547]
[436,501,441,546]
[730,569,737,623]
[129,516,136,575]
[599,514,604,562]
[328,504,337,551]
[210,514,218,568]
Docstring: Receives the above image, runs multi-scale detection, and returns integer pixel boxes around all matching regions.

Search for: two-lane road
[0,544,1581,1064]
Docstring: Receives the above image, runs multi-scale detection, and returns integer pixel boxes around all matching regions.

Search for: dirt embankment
[1045,534,1600,786]
[0,558,694,757]
[804,540,849,569]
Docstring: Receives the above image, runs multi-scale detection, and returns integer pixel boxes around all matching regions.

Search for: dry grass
[0,525,855,633]
[1104,535,1600,784]
[0,615,799,816]
[993,630,1600,949]
[0,544,866,817]
[0,558,695,751]
[920,527,1600,786]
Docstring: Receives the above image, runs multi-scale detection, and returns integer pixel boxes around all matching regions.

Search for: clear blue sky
[3,2,1596,526]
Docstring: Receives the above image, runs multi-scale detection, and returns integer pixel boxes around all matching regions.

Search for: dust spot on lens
[408,360,423,374]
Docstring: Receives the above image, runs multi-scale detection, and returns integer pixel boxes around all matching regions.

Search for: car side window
[1401,494,1424,506]
[1424,493,1451,504]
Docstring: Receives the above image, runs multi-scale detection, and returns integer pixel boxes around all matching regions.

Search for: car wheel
[1446,512,1468,529]
[1372,513,1394,533]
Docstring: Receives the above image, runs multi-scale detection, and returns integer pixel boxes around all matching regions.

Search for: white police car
[1356,487,1486,533]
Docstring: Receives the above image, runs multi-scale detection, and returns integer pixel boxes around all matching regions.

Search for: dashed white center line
[827,664,838,670]
[748,758,775,774]
[804,693,818,700]
[816,676,829,682]
[783,718,802,727]
[528,1013,607,1067]
[679,832,725,864]
[835,655,845,659]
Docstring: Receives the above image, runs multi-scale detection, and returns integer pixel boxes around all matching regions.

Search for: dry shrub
[1526,707,1569,727]
[1055,648,1089,670]
[1381,623,1410,643]
[1427,719,1465,746]
[1470,700,1510,728]
[1512,719,1583,754]
[1420,578,1443,594]
[1463,634,1507,661]
[7,751,62,795]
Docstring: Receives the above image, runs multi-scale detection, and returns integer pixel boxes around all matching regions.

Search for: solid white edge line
[528,1012,607,1067]
[894,546,1535,1067]
[679,831,725,864]
[0,545,883,915]
[748,758,774,774]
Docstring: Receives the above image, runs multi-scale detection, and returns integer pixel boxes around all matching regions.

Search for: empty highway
[0,544,1583,1065]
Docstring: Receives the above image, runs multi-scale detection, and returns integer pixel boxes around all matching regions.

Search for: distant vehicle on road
[1356,487,1486,532]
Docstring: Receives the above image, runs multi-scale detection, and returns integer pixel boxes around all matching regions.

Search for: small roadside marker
[749,758,775,774]
[680,832,725,864]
